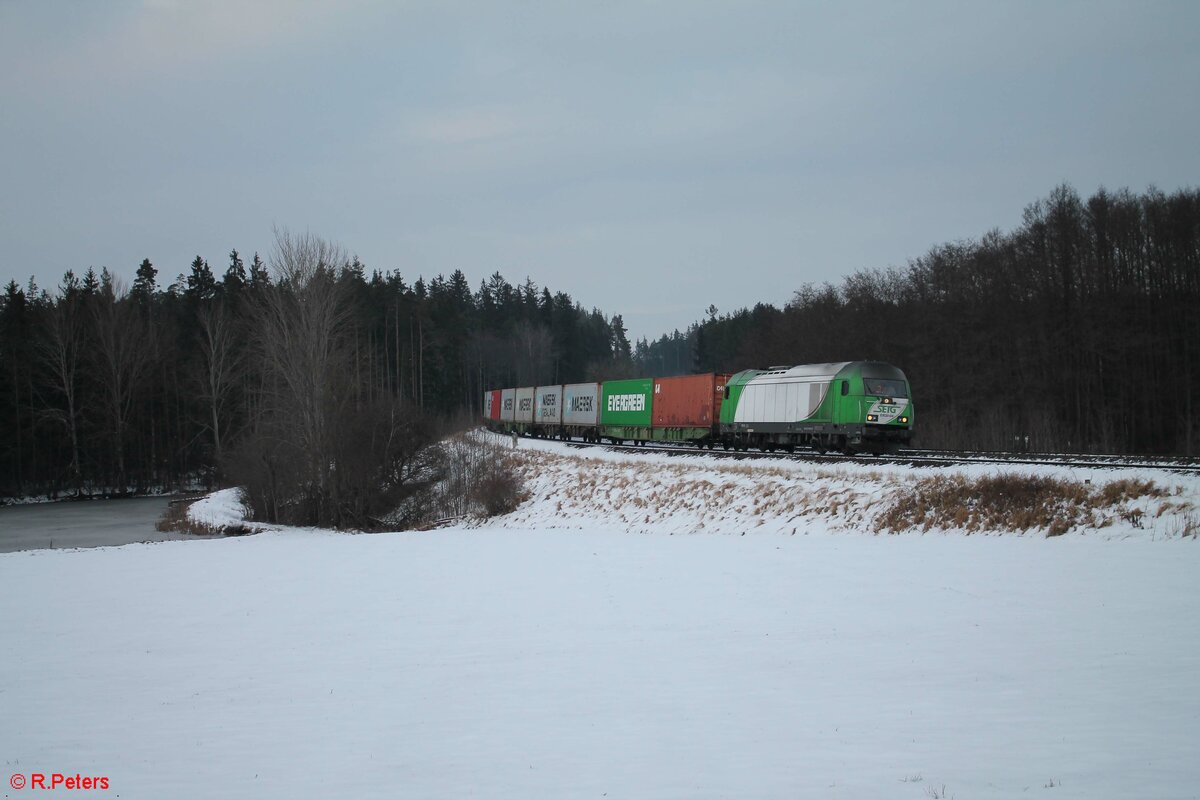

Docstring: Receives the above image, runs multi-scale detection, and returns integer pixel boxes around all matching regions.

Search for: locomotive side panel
[733,370,843,426]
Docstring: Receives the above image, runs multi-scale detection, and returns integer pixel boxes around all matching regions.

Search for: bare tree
[253,228,355,525]
[37,295,84,493]
[196,301,244,467]
[91,280,152,491]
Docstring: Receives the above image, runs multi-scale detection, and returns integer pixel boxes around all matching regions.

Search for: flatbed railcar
[482,360,913,454]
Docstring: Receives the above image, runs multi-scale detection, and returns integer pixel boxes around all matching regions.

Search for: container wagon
[651,373,729,445]
[562,382,601,441]
[483,389,501,423]
[599,378,653,445]
[534,384,563,437]
[500,388,516,426]
[514,386,535,433]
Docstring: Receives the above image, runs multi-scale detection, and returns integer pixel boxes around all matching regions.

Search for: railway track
[544,437,1200,474]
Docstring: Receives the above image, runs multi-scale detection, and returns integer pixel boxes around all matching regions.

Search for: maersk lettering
[607,394,646,412]
[519,398,533,412]
[570,396,594,413]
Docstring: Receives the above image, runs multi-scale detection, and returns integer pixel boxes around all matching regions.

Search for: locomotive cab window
[864,378,907,398]
[840,380,848,396]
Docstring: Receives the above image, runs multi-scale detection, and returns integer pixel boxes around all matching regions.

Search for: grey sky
[2,1,1196,341]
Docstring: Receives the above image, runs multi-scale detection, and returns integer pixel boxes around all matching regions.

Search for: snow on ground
[3,438,1198,799]
[185,487,253,531]
[488,433,1200,540]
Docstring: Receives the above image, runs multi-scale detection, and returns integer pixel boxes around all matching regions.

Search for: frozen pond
[0,497,207,553]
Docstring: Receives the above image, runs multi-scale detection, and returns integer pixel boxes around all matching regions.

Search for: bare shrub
[225,399,445,531]
[1098,478,1165,504]
[221,421,305,525]
[879,473,1166,535]
[470,466,524,518]
[155,499,194,532]
[410,432,526,525]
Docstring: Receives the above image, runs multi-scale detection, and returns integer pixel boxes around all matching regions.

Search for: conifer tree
[186,256,217,301]
[131,258,158,307]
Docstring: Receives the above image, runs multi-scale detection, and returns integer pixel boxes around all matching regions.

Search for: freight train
[482,361,913,455]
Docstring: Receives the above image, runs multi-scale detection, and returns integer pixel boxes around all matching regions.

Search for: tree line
[634,184,1200,455]
[2,182,1195,517]
[0,230,636,513]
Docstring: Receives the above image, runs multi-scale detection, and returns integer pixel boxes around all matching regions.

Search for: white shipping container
[483,391,493,419]
[515,387,535,424]
[501,388,516,423]
[535,385,563,425]
[561,382,600,427]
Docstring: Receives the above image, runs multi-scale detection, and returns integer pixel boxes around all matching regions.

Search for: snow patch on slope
[185,487,254,532]
[481,432,1199,539]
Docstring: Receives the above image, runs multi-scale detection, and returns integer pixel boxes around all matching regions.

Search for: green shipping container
[599,378,653,441]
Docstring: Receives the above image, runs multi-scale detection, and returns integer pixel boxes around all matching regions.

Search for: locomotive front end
[851,362,914,453]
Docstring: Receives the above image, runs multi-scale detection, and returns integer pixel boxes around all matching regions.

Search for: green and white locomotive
[719,361,912,454]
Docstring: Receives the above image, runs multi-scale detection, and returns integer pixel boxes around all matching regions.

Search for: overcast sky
[1,1,1196,340]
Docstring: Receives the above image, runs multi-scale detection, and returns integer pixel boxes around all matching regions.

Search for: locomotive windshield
[864,378,907,398]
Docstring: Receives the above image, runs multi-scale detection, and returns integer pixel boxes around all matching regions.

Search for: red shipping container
[651,373,730,429]
[487,389,501,420]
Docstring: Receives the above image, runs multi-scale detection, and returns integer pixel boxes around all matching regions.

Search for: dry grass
[499,442,1190,538]
[155,498,247,536]
[878,473,1168,536]
[503,447,883,531]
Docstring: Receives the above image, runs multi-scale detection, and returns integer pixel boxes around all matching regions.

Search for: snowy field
[2,440,1198,799]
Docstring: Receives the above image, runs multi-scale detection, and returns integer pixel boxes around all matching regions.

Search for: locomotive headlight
[866,414,878,422]
[900,416,909,423]
[883,397,893,404]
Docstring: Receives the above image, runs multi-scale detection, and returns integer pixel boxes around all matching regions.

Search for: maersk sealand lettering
[606,394,646,412]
